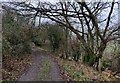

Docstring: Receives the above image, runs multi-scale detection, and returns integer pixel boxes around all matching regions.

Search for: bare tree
[2,0,120,70]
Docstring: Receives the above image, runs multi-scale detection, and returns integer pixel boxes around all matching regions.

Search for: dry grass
[56,56,117,81]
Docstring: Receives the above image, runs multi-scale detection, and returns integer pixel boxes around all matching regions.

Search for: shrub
[83,55,96,66]
[32,38,43,47]
[100,60,111,70]
[47,24,65,52]
[88,55,96,66]
[2,11,31,57]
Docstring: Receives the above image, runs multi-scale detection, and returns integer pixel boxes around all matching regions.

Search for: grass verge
[56,57,116,81]
[38,57,51,81]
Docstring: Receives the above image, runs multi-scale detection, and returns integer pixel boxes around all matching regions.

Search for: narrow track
[18,48,63,81]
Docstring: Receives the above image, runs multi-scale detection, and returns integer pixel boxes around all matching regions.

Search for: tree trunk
[94,42,107,71]
[65,27,69,59]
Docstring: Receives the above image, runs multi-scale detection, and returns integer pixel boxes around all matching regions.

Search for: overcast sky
[1,0,120,28]
[33,0,119,28]
[0,0,119,3]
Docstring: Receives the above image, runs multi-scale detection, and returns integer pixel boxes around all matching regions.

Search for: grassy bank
[56,56,116,81]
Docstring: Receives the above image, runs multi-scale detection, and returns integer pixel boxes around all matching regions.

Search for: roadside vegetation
[2,9,32,81]
[56,56,116,81]
[2,1,120,81]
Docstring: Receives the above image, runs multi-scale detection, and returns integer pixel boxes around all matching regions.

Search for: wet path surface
[18,48,63,81]
[47,58,63,81]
